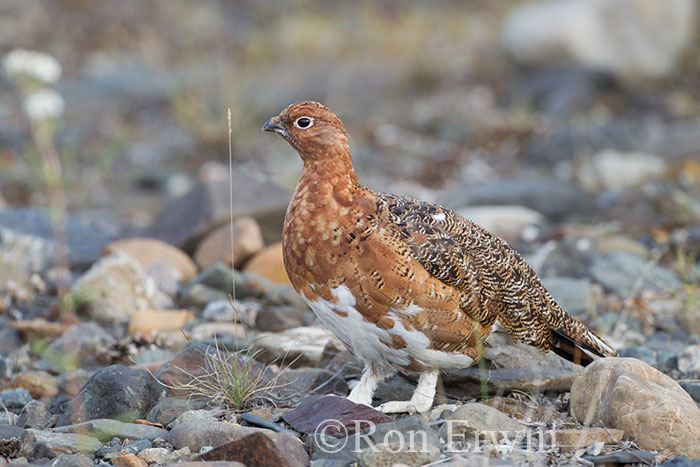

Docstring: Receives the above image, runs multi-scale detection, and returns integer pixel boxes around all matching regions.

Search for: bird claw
[377,401,420,415]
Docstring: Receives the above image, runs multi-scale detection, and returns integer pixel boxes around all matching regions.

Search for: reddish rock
[195,431,307,467]
[103,237,198,281]
[283,395,393,436]
[243,242,290,285]
[194,217,264,270]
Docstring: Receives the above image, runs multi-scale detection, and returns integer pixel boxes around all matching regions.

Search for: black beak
[262,118,285,135]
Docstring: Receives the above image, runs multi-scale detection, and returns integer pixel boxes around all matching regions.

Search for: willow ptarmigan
[263,101,616,414]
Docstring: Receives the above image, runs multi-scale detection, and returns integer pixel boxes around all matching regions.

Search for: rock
[311,415,438,467]
[678,344,700,376]
[541,277,596,317]
[457,205,547,244]
[16,400,53,429]
[55,419,168,442]
[146,173,291,250]
[201,299,238,322]
[155,343,274,398]
[103,237,198,281]
[41,322,115,372]
[10,318,69,339]
[591,252,682,295]
[440,403,526,442]
[440,176,593,222]
[48,453,94,467]
[169,409,217,428]
[253,326,343,367]
[178,283,229,308]
[0,424,25,441]
[12,372,59,399]
[502,0,696,81]
[0,208,114,289]
[283,395,393,436]
[583,449,657,465]
[195,431,308,466]
[530,237,596,278]
[138,447,175,465]
[20,429,102,458]
[194,217,264,270]
[549,428,625,452]
[96,437,153,460]
[189,322,246,342]
[571,357,700,457]
[580,150,667,191]
[128,309,195,336]
[594,235,650,258]
[442,365,578,398]
[277,368,349,400]
[73,252,172,325]
[679,382,700,403]
[357,419,441,467]
[0,387,32,410]
[243,242,290,285]
[255,305,310,332]
[486,397,563,425]
[145,397,210,427]
[57,364,165,426]
[112,453,148,467]
[167,420,267,452]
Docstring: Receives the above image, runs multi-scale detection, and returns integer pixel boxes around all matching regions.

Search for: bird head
[262,101,350,161]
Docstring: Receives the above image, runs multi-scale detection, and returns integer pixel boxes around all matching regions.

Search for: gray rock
[41,322,115,373]
[541,277,595,317]
[678,345,700,376]
[580,150,667,191]
[73,251,173,325]
[439,403,526,441]
[312,415,439,467]
[20,429,102,458]
[0,208,115,274]
[529,238,596,278]
[0,424,25,440]
[16,400,53,429]
[146,173,291,250]
[255,305,310,332]
[0,356,13,380]
[591,252,682,294]
[440,177,593,221]
[179,283,230,308]
[169,410,217,428]
[47,453,94,467]
[503,0,696,81]
[0,387,32,410]
[56,365,165,426]
[55,418,167,442]
[138,447,176,465]
[145,397,210,427]
[167,420,267,452]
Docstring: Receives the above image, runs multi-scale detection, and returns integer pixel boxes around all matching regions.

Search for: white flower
[3,49,62,84]
[23,89,65,121]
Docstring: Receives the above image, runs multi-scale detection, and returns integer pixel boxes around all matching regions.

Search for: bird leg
[378,369,439,414]
[347,365,385,406]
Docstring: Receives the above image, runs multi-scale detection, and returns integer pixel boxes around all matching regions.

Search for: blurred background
[1,1,700,371]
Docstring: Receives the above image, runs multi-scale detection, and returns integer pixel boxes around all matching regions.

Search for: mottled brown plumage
[263,101,616,413]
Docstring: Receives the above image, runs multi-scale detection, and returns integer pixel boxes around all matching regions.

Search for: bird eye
[294,117,313,129]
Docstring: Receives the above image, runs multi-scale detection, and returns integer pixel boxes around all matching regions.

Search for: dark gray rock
[146,174,291,250]
[0,387,32,410]
[583,449,656,465]
[56,365,165,426]
[20,428,102,459]
[16,400,53,429]
[529,238,596,278]
[591,252,682,294]
[661,455,700,466]
[439,177,594,221]
[680,382,700,403]
[40,322,115,373]
[55,419,168,442]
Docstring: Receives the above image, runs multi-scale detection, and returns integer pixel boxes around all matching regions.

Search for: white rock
[73,251,172,325]
[580,149,667,190]
[503,0,696,81]
[678,344,700,375]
